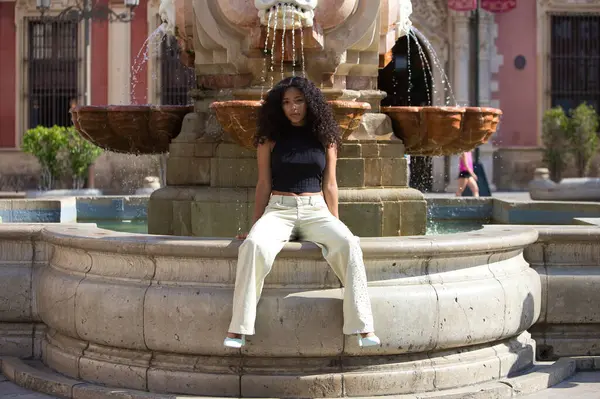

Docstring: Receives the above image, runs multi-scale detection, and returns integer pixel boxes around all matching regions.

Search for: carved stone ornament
[412,0,448,31]
[255,0,318,29]
[17,0,78,11]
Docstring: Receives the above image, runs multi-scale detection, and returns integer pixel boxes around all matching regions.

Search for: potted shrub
[567,103,599,177]
[22,125,68,190]
[65,127,103,189]
[541,107,569,182]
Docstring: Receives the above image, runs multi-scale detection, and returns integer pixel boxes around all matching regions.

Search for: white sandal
[223,335,245,348]
[358,334,381,348]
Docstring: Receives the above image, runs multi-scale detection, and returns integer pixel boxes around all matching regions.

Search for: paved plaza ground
[1,190,597,398]
[0,371,599,398]
[0,374,54,398]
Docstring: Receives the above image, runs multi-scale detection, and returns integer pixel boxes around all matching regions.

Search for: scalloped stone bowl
[381,106,502,156]
[210,100,371,149]
[71,105,193,154]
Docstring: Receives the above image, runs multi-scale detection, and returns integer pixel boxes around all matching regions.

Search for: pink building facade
[0,0,598,191]
[494,0,538,148]
[489,0,600,190]
[0,0,193,192]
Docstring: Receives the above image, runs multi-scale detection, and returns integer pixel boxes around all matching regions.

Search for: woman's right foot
[224,333,245,348]
[358,333,381,348]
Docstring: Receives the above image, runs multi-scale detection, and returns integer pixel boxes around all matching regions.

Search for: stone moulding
[525,225,600,361]
[31,224,541,397]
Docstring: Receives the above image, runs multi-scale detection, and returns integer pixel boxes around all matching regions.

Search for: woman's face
[282,87,307,126]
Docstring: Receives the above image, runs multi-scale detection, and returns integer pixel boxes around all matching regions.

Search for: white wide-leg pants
[228,195,374,335]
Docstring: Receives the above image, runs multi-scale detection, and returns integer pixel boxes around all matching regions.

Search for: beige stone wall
[494,147,600,191]
[526,225,600,361]
[0,150,161,194]
[151,139,427,237]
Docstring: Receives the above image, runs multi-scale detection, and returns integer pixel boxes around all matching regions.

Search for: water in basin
[93,220,148,234]
[85,218,487,236]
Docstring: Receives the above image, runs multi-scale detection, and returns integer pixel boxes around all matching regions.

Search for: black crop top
[271,126,326,194]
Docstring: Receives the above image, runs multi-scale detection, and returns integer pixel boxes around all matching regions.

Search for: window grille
[25,17,80,129]
[160,35,196,105]
[550,14,600,112]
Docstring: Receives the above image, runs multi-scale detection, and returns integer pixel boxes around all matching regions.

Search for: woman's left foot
[358,332,381,348]
[224,333,245,348]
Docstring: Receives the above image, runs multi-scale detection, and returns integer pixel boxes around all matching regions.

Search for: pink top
[459,152,473,172]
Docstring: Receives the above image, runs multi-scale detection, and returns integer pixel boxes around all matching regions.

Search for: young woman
[455,151,479,197]
[224,77,380,349]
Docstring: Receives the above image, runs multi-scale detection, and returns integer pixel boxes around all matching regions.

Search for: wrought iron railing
[550,13,600,112]
[25,17,80,129]
[159,35,196,105]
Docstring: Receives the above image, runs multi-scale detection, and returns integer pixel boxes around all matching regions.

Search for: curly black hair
[254,77,341,149]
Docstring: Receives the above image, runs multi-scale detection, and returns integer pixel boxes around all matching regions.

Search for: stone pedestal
[149,138,426,237]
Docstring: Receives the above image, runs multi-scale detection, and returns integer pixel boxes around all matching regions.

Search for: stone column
[107,6,131,105]
[477,10,497,191]
[446,11,471,193]
[452,12,471,107]
[478,10,494,107]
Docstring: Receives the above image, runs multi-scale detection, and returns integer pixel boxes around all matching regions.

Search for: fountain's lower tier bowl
[210,100,371,149]
[381,106,503,156]
[71,105,193,154]
[36,225,540,397]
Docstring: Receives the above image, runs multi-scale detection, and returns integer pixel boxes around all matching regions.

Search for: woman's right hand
[236,232,248,240]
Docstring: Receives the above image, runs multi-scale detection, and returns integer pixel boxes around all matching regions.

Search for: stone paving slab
[521,372,600,398]
[0,374,599,398]
[0,380,57,398]
[0,372,599,398]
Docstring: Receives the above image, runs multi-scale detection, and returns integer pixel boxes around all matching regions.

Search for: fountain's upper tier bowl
[381,106,502,156]
[71,105,192,154]
[210,100,371,149]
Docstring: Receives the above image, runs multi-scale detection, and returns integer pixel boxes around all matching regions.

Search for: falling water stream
[261,11,275,96]
[260,5,308,87]
[130,24,167,101]
[280,6,287,80]
[291,9,297,76]
[409,30,432,106]
[412,27,458,106]
[269,5,279,88]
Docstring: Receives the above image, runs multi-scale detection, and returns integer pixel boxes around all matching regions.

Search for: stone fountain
[147,0,428,237]
[31,1,544,398]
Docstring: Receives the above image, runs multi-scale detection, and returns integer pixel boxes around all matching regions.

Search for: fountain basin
[381,106,502,156]
[36,224,540,396]
[210,100,371,149]
[71,105,193,154]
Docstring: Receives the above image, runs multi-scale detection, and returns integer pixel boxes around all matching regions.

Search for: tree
[567,103,599,177]
[22,126,68,190]
[65,127,103,189]
[541,107,570,182]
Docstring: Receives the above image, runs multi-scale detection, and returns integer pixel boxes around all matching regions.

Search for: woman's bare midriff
[271,190,323,197]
